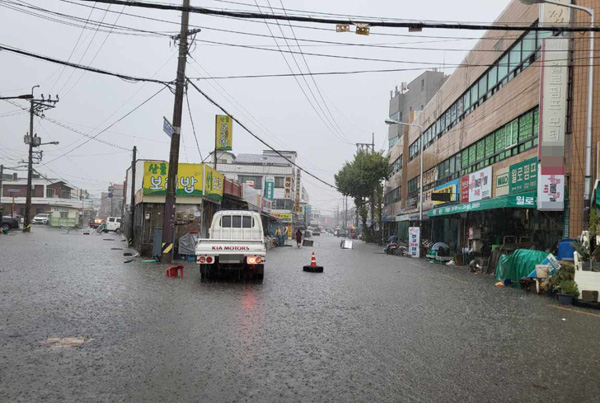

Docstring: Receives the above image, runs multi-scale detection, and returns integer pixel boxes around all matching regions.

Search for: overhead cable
[186,78,337,190]
[74,0,600,32]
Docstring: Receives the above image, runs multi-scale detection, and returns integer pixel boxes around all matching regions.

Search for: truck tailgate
[196,239,266,255]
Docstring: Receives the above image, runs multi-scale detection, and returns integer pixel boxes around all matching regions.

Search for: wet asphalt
[1,227,600,403]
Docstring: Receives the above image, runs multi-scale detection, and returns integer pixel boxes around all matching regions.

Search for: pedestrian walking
[295,229,303,248]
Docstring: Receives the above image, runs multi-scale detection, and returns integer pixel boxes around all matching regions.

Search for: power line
[74,0,600,32]
[0,43,172,85]
[186,78,337,189]
[253,0,353,146]
[184,88,203,161]
[41,86,167,166]
[58,0,533,41]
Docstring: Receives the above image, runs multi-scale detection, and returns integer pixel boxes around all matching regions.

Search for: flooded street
[2,227,600,402]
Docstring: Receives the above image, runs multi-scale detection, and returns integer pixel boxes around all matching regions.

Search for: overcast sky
[0,0,513,214]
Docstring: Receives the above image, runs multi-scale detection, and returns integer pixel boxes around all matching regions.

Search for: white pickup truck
[196,210,266,280]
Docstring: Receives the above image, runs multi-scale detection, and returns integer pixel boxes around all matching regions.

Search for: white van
[105,217,122,232]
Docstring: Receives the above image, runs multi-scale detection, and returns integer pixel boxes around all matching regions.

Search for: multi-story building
[214,150,306,236]
[383,0,599,250]
[0,172,92,226]
[384,70,447,234]
[99,183,124,218]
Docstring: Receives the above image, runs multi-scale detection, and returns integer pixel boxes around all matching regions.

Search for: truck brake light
[206,256,213,263]
[247,256,262,265]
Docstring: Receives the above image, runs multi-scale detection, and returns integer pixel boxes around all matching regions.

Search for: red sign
[460,176,470,203]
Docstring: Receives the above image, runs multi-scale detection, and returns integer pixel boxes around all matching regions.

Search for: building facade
[0,172,93,227]
[99,183,124,219]
[384,70,448,234]
[383,0,600,249]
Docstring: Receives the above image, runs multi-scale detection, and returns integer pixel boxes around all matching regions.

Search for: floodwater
[1,227,600,402]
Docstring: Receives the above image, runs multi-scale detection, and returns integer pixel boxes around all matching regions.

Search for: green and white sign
[509,157,538,194]
[264,176,274,200]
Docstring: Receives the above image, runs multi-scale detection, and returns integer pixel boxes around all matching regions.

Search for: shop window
[463,92,471,111]
[533,108,539,136]
[485,134,495,158]
[522,31,536,59]
[60,212,68,218]
[468,144,477,167]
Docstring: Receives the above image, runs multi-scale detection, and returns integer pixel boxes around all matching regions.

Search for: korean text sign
[509,158,538,194]
[215,115,233,151]
[144,162,203,196]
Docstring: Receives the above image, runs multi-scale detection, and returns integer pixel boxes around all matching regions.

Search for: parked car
[1,216,20,230]
[32,213,51,225]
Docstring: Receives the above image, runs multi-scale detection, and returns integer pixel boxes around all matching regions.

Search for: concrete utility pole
[24,86,58,232]
[161,0,191,263]
[130,146,137,243]
[0,164,3,230]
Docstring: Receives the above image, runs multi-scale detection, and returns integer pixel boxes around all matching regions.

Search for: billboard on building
[271,212,292,222]
[510,157,538,194]
[143,161,203,196]
[539,0,571,27]
[215,115,233,151]
[433,179,459,206]
[538,166,565,211]
[538,37,568,210]
[463,166,492,203]
[143,161,223,200]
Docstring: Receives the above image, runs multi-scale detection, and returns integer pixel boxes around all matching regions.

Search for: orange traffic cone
[303,252,323,273]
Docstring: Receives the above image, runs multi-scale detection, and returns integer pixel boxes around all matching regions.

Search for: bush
[558,280,579,297]
[549,264,574,292]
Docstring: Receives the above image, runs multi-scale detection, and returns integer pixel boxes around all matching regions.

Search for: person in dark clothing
[295,229,303,248]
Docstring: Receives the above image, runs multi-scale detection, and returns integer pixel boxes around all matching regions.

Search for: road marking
[552,305,600,317]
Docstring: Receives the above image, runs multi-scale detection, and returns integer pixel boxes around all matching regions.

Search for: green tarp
[428,191,536,217]
[495,249,548,282]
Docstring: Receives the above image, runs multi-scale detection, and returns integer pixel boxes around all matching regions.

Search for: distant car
[105,217,122,232]
[1,216,19,230]
[89,218,104,229]
[312,229,321,236]
[32,213,51,225]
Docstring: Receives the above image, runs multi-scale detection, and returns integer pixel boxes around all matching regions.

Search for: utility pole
[161,0,191,263]
[24,86,58,232]
[130,146,137,243]
[0,164,3,231]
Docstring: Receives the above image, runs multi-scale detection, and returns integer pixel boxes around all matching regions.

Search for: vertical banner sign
[409,227,420,258]
[203,164,224,201]
[460,176,470,203]
[215,115,233,151]
[264,176,274,200]
[538,37,568,210]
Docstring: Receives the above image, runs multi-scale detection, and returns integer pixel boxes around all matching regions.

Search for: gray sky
[0,0,512,214]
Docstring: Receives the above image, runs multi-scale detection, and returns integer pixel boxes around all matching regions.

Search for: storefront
[428,157,564,253]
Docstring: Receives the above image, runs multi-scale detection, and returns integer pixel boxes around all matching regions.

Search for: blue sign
[433,178,460,206]
[163,117,174,138]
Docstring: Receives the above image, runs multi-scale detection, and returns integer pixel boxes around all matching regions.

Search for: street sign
[163,117,174,138]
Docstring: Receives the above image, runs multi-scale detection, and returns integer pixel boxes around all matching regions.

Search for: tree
[335,150,391,242]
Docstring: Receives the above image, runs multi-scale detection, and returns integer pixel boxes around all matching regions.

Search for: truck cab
[196,210,266,280]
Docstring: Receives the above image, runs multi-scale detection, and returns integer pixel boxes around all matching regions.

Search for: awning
[428,191,536,217]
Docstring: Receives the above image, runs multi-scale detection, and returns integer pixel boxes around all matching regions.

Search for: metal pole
[23,96,35,233]
[584,9,595,210]
[419,128,423,223]
[0,164,3,230]
[130,146,137,243]
[161,0,191,263]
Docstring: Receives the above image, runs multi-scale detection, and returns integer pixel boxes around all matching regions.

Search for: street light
[520,0,595,217]
[39,141,59,146]
[0,94,33,100]
[385,119,424,223]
